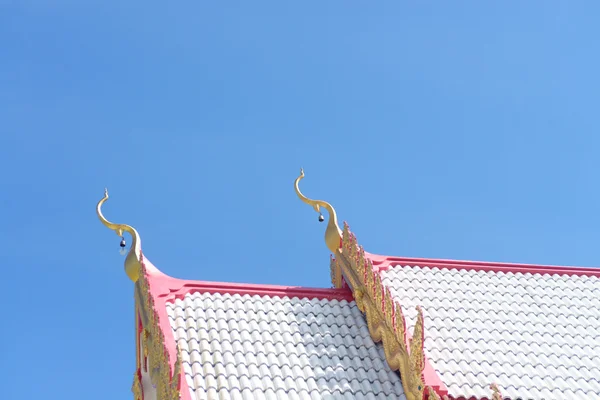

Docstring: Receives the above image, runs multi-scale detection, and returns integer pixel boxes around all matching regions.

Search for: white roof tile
[166,292,406,399]
[381,265,600,400]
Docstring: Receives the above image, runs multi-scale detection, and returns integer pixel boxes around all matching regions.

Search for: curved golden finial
[97,188,142,282]
[294,168,342,254]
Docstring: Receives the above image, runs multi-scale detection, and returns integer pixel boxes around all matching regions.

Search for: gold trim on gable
[335,222,426,400]
[336,223,505,400]
[427,383,503,400]
[132,260,182,400]
[426,387,442,400]
[132,372,143,400]
[490,383,503,400]
[330,255,343,288]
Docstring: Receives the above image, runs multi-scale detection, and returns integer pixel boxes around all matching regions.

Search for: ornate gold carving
[294,169,342,257]
[426,387,453,400]
[426,387,439,400]
[297,206,506,400]
[132,371,143,400]
[135,312,141,371]
[409,306,426,390]
[339,222,505,400]
[490,383,503,400]
[329,255,343,288]
[141,328,150,372]
[426,383,503,400]
[96,189,142,282]
[336,222,426,400]
[133,259,182,400]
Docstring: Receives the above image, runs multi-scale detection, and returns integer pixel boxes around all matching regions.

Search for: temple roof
[133,248,600,400]
[97,172,600,400]
[379,260,600,399]
[167,291,406,399]
[132,255,410,400]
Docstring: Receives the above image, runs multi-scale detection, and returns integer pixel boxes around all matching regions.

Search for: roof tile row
[381,265,600,400]
[167,292,407,400]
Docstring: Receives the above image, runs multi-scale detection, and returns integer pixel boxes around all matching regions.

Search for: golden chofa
[294,168,342,254]
[96,189,142,282]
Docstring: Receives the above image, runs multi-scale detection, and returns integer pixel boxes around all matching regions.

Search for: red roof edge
[368,253,600,277]
[140,254,193,400]
[143,263,355,304]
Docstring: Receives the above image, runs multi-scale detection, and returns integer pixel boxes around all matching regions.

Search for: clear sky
[1,2,599,399]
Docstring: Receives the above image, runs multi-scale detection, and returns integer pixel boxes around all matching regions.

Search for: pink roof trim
[143,264,355,304]
[140,254,193,400]
[368,254,600,277]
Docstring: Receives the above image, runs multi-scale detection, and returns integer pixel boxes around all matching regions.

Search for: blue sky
[2,2,600,399]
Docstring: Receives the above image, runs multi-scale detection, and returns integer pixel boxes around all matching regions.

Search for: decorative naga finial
[294,168,342,254]
[97,188,142,282]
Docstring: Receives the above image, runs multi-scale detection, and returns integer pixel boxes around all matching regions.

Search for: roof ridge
[170,281,355,302]
[383,279,600,299]
[371,255,600,277]
[145,266,355,303]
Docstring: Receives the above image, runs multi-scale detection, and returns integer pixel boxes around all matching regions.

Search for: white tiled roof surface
[166,292,406,400]
[381,265,600,400]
